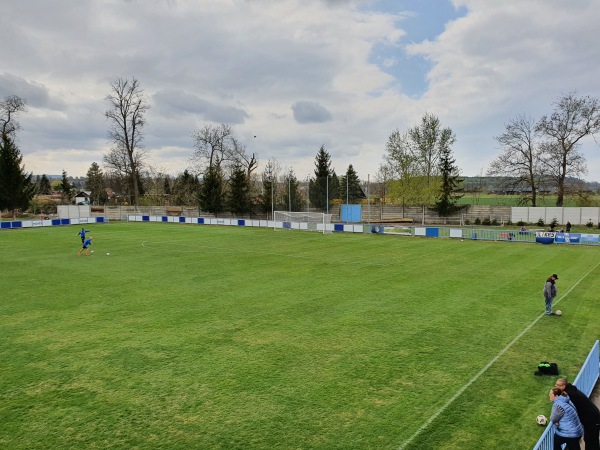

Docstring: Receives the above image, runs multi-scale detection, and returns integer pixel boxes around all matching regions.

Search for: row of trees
[2,77,600,219]
[487,93,600,206]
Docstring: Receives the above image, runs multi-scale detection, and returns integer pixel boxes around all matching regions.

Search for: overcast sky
[3,0,600,181]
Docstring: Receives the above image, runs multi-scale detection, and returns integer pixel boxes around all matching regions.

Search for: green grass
[1,223,599,449]
[457,193,600,207]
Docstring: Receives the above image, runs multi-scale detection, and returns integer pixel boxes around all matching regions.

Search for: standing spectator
[78,237,93,256]
[549,387,584,450]
[78,227,90,244]
[555,378,600,450]
[544,274,559,316]
[566,221,572,233]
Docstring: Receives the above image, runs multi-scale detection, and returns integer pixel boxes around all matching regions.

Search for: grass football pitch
[1,222,599,449]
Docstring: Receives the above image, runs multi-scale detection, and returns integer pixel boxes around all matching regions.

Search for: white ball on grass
[106,252,110,256]
[536,415,548,426]
[555,310,562,316]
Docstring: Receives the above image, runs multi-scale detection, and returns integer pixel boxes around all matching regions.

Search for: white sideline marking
[397,261,600,450]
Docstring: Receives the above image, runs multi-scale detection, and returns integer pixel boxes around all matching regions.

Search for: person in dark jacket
[78,237,93,256]
[543,274,558,316]
[78,227,91,244]
[549,387,584,449]
[556,378,600,450]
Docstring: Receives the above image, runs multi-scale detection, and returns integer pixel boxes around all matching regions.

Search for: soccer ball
[536,415,548,426]
[91,250,94,254]
[106,252,110,256]
[555,310,562,316]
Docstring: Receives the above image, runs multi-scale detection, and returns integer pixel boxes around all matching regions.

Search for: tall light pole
[306,175,310,214]
[326,174,329,215]
[271,174,274,221]
[288,171,292,214]
[367,174,370,226]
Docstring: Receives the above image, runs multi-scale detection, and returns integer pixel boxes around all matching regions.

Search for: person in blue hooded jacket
[549,387,584,450]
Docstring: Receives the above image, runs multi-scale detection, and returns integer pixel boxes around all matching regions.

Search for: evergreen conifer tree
[227,164,251,216]
[431,146,464,217]
[0,133,35,218]
[199,166,224,214]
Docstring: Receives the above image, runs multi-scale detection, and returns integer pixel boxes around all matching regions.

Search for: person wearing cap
[543,274,559,315]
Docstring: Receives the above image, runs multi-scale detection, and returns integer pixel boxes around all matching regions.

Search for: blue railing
[533,340,599,449]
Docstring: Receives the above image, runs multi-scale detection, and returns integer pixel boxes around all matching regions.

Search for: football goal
[273,211,333,234]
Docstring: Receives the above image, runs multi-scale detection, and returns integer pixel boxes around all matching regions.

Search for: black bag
[535,361,559,376]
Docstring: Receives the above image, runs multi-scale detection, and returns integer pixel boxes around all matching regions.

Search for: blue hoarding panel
[61,219,70,225]
[334,224,344,232]
[198,218,204,224]
[0,222,10,229]
[142,215,150,221]
[580,234,600,243]
[555,233,581,244]
[179,217,186,223]
[162,216,168,222]
[426,227,439,237]
[238,219,245,226]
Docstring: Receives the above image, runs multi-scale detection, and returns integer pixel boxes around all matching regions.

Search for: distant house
[75,191,91,205]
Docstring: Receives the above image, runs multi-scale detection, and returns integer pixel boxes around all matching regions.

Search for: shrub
[464,219,471,225]
[474,218,481,225]
[491,219,499,226]
[482,217,491,226]
[586,219,594,228]
[550,218,559,228]
[537,218,545,227]
[517,220,526,227]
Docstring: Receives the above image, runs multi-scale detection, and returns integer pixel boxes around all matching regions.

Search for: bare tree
[191,123,236,171]
[487,115,543,206]
[191,123,258,176]
[538,140,587,202]
[104,77,149,206]
[0,95,27,137]
[536,92,600,206]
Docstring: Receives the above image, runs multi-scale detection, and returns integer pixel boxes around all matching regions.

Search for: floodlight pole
[326,174,329,215]
[271,175,274,221]
[288,172,291,214]
[367,174,370,226]
[306,175,310,214]
[346,174,349,223]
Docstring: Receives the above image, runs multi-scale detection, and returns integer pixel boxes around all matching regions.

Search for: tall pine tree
[309,145,337,211]
[431,145,464,217]
[0,133,35,218]
[85,162,106,205]
[259,160,277,217]
[227,163,251,216]
[37,174,52,194]
[199,165,224,215]
[340,164,364,204]
[282,170,302,212]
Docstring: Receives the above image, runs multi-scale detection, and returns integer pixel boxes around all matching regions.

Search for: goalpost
[273,211,333,234]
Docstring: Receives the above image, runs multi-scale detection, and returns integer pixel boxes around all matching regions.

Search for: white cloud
[1,0,600,181]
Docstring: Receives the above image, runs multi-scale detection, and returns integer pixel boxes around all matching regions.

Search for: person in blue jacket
[549,387,584,450]
[78,237,93,256]
[78,227,90,244]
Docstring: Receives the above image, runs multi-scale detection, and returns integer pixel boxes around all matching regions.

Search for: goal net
[273,211,333,234]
